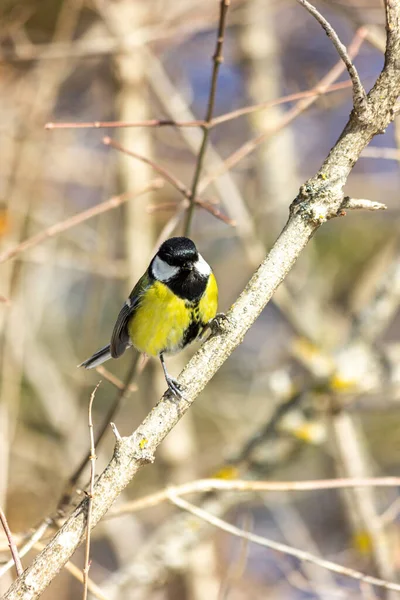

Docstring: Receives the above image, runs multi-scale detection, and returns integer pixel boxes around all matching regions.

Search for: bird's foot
[165,375,186,401]
[201,313,229,339]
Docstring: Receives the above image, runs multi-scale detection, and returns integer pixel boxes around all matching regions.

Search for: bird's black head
[157,237,198,268]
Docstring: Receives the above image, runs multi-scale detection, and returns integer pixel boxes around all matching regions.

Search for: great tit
[79,236,219,398]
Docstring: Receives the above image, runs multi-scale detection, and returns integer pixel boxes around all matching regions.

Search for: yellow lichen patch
[139,437,148,450]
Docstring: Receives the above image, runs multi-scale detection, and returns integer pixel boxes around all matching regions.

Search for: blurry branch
[296,0,369,120]
[103,137,234,226]
[6,2,400,598]
[350,249,400,342]
[183,0,230,234]
[330,413,396,589]
[82,383,100,600]
[0,181,163,264]
[46,79,353,131]
[105,476,400,518]
[94,366,138,393]
[362,146,400,160]
[199,27,367,192]
[228,388,308,467]
[0,506,23,576]
[168,494,400,594]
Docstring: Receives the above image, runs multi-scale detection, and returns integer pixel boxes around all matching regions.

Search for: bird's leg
[160,353,185,400]
[200,312,229,340]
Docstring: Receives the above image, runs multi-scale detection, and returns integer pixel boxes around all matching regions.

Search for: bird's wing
[110,271,150,358]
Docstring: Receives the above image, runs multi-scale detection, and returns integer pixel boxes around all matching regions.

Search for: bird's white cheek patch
[196,254,211,276]
[152,256,179,281]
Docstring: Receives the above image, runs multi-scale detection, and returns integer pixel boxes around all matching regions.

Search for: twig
[103,137,234,226]
[340,197,387,212]
[105,476,400,518]
[0,506,23,576]
[0,520,50,579]
[362,146,400,160]
[0,181,163,264]
[44,79,353,131]
[58,354,139,515]
[183,0,231,235]
[296,0,369,120]
[82,382,101,600]
[168,493,400,593]
[95,366,138,393]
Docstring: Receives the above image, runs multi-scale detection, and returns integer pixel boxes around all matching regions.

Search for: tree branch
[296,0,369,120]
[168,493,400,593]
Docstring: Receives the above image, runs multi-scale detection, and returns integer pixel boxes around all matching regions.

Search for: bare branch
[0,506,23,577]
[296,0,369,120]
[0,520,50,579]
[340,197,387,212]
[45,79,352,131]
[168,493,400,593]
[82,382,101,600]
[105,476,400,518]
[183,0,231,234]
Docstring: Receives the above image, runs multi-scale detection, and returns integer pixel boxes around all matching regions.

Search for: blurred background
[1,0,400,598]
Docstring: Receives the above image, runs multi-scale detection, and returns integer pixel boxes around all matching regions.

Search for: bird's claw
[166,376,186,401]
[202,313,229,339]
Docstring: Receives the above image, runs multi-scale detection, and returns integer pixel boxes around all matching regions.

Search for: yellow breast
[128,274,218,357]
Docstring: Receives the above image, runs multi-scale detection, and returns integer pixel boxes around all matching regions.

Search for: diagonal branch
[0,506,23,577]
[168,493,400,593]
[296,0,369,120]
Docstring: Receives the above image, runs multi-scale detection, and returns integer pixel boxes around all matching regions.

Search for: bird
[79,236,222,398]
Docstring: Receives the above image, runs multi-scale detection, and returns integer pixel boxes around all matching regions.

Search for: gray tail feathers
[78,344,111,369]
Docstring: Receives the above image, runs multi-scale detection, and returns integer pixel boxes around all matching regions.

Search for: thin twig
[168,493,400,593]
[340,197,387,212]
[94,365,138,393]
[82,382,101,600]
[0,181,163,264]
[183,0,231,235]
[58,354,140,515]
[106,476,400,518]
[0,520,50,579]
[0,506,23,576]
[44,79,353,131]
[103,137,234,226]
[296,0,369,120]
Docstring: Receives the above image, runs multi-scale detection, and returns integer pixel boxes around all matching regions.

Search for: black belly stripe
[182,304,203,347]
